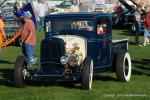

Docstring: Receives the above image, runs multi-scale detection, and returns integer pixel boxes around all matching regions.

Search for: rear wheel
[14,56,27,88]
[116,51,131,82]
[81,57,93,90]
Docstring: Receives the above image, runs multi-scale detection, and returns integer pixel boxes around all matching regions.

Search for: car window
[97,18,111,35]
[45,20,94,33]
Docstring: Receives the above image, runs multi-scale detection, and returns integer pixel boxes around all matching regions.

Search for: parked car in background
[112,7,135,28]
[56,0,73,9]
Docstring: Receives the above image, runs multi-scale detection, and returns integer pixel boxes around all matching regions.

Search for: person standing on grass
[13,2,21,19]
[134,3,143,45]
[20,11,37,67]
[35,0,49,30]
[139,5,150,47]
[113,2,124,28]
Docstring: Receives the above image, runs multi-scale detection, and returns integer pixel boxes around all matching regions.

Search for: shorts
[144,29,150,37]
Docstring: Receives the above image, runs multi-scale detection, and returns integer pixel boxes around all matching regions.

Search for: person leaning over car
[20,11,37,67]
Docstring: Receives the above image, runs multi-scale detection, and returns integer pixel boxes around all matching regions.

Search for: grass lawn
[0,29,149,100]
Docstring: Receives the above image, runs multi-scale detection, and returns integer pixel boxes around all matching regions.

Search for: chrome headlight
[60,55,69,65]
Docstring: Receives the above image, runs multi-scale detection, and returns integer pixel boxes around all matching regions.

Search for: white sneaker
[139,44,143,47]
[139,44,146,47]
[30,56,38,64]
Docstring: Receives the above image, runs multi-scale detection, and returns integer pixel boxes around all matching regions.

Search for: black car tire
[116,51,131,82]
[81,57,93,90]
[14,56,27,88]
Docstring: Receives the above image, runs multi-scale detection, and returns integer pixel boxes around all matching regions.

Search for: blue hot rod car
[14,12,132,90]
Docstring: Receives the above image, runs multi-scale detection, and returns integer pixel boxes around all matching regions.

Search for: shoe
[139,44,146,47]
[29,56,38,65]
[139,44,143,47]
[32,56,38,64]
[143,44,146,46]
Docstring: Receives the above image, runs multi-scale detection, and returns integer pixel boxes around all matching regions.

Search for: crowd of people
[131,1,150,47]
[112,1,150,47]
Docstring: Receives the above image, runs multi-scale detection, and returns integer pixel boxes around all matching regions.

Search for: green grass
[0,29,150,100]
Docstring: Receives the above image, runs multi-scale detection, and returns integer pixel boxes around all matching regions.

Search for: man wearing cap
[20,11,37,67]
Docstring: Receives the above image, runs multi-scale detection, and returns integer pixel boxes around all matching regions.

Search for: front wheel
[81,57,93,90]
[14,56,27,88]
[116,51,132,82]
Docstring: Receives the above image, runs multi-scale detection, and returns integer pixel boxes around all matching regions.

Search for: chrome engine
[60,43,83,68]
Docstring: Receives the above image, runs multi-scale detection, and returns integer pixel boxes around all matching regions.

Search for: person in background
[139,5,150,47]
[20,11,37,67]
[36,0,49,30]
[21,2,26,9]
[97,24,107,35]
[70,0,79,12]
[0,11,6,46]
[79,2,89,12]
[134,3,143,45]
[13,2,21,18]
[14,1,26,19]
[113,2,124,28]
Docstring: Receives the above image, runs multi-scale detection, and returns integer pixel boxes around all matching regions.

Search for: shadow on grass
[0,68,118,89]
[0,68,81,89]
[117,30,143,37]
[93,76,117,81]
[132,59,150,76]
[27,80,81,89]
[117,30,133,36]
[0,60,14,64]
[0,69,14,87]
[129,41,138,45]
[27,76,117,89]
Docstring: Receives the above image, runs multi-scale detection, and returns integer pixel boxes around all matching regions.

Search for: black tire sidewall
[14,56,26,87]
[116,51,131,82]
[82,57,93,90]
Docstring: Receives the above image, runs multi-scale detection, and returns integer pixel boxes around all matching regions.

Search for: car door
[95,18,112,67]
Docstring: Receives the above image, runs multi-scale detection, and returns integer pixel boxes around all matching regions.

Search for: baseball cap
[24,11,32,18]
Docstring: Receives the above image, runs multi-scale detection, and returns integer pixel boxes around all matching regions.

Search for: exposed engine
[60,43,83,68]
[55,35,86,78]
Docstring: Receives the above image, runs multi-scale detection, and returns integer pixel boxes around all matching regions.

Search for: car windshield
[45,20,94,33]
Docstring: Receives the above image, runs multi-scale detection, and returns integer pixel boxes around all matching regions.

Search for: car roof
[45,12,112,20]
